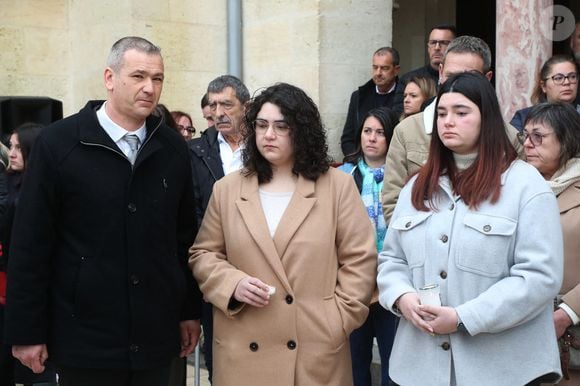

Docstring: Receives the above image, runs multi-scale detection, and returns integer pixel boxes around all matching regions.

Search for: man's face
[427,29,455,70]
[571,23,580,61]
[202,105,215,128]
[105,49,164,126]
[372,52,400,92]
[208,87,245,137]
[439,52,490,84]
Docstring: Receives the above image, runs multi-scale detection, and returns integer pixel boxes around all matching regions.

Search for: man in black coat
[4,36,201,386]
[188,75,250,383]
[340,47,403,157]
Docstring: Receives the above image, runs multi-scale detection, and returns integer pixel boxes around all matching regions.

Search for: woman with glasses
[521,103,580,385]
[170,110,196,140]
[338,107,399,386]
[189,83,377,386]
[377,72,563,386]
[510,55,579,132]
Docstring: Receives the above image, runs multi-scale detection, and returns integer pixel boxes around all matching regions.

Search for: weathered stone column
[496,0,552,123]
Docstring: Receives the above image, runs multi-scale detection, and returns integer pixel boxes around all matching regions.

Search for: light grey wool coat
[377,160,563,386]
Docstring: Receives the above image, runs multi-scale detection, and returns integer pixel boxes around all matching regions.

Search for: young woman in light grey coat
[377,72,563,386]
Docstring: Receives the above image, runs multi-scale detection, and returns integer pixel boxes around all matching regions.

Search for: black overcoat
[4,101,201,370]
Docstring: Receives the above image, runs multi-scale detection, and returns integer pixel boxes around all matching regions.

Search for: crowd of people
[0,19,578,386]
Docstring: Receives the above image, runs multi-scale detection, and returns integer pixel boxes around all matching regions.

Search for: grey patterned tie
[124,134,140,165]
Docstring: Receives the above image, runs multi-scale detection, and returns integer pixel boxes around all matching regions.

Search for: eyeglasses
[517,131,552,147]
[177,125,196,134]
[254,119,291,136]
[427,40,451,48]
[543,72,578,85]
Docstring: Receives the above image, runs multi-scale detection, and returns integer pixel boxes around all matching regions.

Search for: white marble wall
[496,0,553,123]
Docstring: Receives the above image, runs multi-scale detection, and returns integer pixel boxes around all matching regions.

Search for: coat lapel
[558,182,580,213]
[235,174,292,293]
[273,175,317,259]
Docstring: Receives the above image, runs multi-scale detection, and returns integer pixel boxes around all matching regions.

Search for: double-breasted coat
[189,168,377,386]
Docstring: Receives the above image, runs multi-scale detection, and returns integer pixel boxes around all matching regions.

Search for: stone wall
[0,0,393,160]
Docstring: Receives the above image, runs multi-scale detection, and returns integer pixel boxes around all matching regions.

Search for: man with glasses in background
[400,25,457,87]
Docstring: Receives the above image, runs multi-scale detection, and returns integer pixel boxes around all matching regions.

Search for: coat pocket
[390,212,433,269]
[456,213,517,277]
[322,296,347,351]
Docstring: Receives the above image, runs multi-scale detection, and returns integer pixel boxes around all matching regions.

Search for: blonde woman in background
[401,76,437,120]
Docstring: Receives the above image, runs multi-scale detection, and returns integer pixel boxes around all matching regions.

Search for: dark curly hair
[242,83,331,183]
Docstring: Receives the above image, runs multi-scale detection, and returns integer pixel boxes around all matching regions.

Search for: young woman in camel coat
[189,83,377,386]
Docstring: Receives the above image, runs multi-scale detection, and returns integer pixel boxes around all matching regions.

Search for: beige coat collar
[236,173,317,294]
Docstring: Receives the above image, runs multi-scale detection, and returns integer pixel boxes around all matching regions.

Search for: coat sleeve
[377,183,418,315]
[340,91,359,158]
[4,135,58,345]
[334,175,377,335]
[381,121,409,225]
[188,182,248,317]
[178,147,202,321]
[456,191,563,335]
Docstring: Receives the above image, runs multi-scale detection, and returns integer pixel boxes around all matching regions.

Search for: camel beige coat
[189,168,377,386]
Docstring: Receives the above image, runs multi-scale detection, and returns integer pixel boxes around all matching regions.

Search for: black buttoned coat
[4,100,201,370]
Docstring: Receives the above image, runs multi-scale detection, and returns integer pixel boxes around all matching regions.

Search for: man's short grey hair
[107,36,161,72]
[443,36,492,73]
[207,75,250,104]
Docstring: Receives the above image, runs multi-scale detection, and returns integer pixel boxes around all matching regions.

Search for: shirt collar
[376,81,397,95]
[423,98,437,134]
[96,102,147,144]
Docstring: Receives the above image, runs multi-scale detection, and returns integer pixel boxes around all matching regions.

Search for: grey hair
[207,75,250,104]
[443,36,492,73]
[106,36,161,72]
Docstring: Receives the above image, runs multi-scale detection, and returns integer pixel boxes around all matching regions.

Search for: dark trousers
[349,302,398,386]
[201,300,213,383]
[58,363,172,386]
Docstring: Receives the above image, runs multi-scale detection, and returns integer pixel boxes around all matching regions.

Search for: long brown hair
[411,72,517,211]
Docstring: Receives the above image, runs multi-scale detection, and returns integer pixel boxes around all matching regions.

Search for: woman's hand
[397,293,435,335]
[233,277,271,307]
[417,305,459,334]
[554,308,573,338]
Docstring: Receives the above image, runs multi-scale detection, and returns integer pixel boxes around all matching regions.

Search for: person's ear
[104,68,115,91]
[484,71,493,82]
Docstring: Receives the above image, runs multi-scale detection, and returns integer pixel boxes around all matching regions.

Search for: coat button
[440,271,447,279]
[287,340,297,350]
[449,203,455,210]
[130,274,140,285]
[249,342,259,352]
[405,221,411,228]
[483,224,491,232]
[128,203,137,213]
[441,342,450,351]
[130,344,139,352]
[285,295,293,304]
[440,235,448,243]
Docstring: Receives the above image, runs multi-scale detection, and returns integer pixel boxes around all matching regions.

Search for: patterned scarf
[357,158,387,251]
